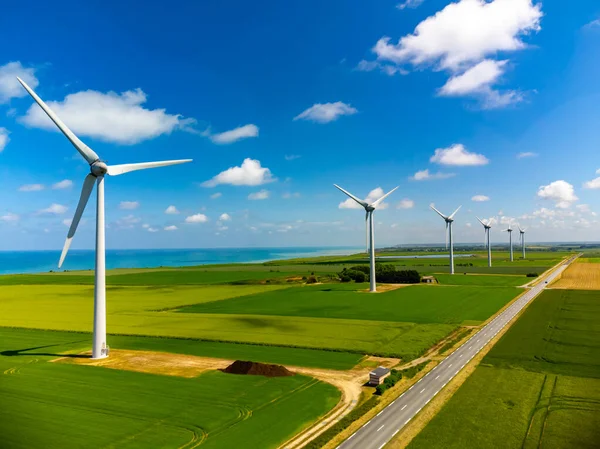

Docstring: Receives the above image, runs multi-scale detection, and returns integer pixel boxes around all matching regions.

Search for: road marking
[468,346,472,349]
[435,375,440,379]
[420,388,425,393]
[377,425,385,432]
[348,434,355,440]
[404,418,411,425]
[449,364,453,368]
[459,354,463,358]
[376,410,383,417]
[401,404,407,410]
[393,429,400,437]
[435,389,440,395]
[391,400,396,405]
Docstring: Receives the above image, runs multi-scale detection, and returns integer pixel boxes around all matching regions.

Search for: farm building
[369,367,391,386]
[421,275,437,284]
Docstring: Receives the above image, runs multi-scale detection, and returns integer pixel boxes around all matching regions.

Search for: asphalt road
[338,256,578,449]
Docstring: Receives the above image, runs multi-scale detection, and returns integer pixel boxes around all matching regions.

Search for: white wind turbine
[502,221,514,262]
[18,77,192,359]
[476,216,492,268]
[334,184,398,292]
[430,205,461,274]
[518,224,527,259]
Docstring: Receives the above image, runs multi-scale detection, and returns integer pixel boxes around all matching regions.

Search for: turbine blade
[58,174,96,268]
[333,184,368,208]
[371,186,399,208]
[430,205,448,220]
[476,216,486,226]
[448,205,462,220]
[107,159,192,176]
[16,77,99,165]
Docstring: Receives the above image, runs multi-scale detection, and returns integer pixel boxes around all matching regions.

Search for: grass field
[0,328,340,449]
[433,273,529,287]
[178,283,520,325]
[408,288,600,449]
[551,259,600,290]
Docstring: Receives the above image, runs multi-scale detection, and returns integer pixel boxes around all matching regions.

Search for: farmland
[407,288,600,449]
[551,258,600,290]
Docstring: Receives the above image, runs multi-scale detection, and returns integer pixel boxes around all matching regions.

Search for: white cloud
[210,192,222,199]
[282,192,301,199]
[465,222,472,227]
[537,180,578,208]
[219,213,231,221]
[397,198,415,209]
[185,213,208,223]
[0,127,9,152]
[62,219,72,227]
[293,102,357,124]
[410,169,455,181]
[52,179,73,190]
[115,214,141,228]
[165,205,179,214]
[397,0,425,10]
[164,225,178,231]
[583,177,600,190]
[142,224,150,228]
[339,187,390,209]
[517,151,538,159]
[21,87,192,145]
[597,169,600,174]
[576,204,591,213]
[471,195,490,202]
[355,60,407,76]
[430,144,489,166]
[147,227,159,233]
[19,183,45,192]
[583,19,600,30]
[202,158,276,187]
[0,212,19,222]
[119,201,139,210]
[39,203,68,214]
[285,154,301,161]
[209,124,259,145]
[0,62,39,103]
[248,189,270,200]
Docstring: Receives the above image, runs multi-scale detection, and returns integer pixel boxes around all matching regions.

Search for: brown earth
[551,261,600,290]
[221,360,294,377]
[358,284,412,293]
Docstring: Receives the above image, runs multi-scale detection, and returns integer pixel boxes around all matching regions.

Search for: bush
[526,272,539,277]
[339,273,352,283]
[349,265,370,275]
[374,369,402,395]
[339,268,367,283]
[306,276,318,284]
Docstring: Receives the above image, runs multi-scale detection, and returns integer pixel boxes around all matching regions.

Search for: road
[338,255,578,449]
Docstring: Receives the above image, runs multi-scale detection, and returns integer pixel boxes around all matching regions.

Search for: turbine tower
[334,184,398,292]
[18,77,192,359]
[430,205,461,274]
[518,224,527,259]
[476,216,492,268]
[503,222,514,262]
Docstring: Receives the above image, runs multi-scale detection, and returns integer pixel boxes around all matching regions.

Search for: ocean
[0,247,362,275]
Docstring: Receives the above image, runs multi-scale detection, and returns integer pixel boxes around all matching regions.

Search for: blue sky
[1,0,599,250]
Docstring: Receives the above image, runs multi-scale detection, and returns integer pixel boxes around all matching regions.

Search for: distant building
[421,275,436,284]
[369,366,390,386]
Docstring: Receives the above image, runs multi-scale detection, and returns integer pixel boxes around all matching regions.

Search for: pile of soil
[221,360,294,377]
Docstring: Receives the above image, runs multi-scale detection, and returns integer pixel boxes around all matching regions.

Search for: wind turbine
[430,205,461,274]
[518,224,527,259]
[18,77,192,359]
[334,184,398,292]
[476,216,492,268]
[502,222,514,262]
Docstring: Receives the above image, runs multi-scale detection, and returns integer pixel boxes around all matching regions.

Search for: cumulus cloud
[0,62,39,103]
[210,192,222,199]
[293,102,357,124]
[583,177,600,190]
[185,213,208,223]
[517,151,538,159]
[471,195,490,202]
[285,154,301,161]
[0,212,19,222]
[52,179,73,189]
[430,144,489,166]
[19,183,44,192]
[282,192,301,199]
[410,169,455,181]
[202,158,275,187]
[339,187,390,209]
[397,0,425,10]
[39,203,67,214]
[397,198,415,209]
[147,227,159,232]
[537,180,578,208]
[219,213,231,221]
[165,205,179,214]
[115,214,141,228]
[164,225,178,231]
[209,124,259,145]
[355,60,407,76]
[0,128,9,152]
[248,189,270,200]
[21,87,193,145]
[119,201,139,210]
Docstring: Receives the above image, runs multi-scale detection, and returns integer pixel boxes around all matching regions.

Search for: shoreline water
[0,247,362,275]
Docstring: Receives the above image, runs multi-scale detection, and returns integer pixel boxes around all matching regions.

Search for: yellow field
[552,260,600,290]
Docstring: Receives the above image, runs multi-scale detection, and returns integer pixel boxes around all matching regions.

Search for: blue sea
[0,247,362,275]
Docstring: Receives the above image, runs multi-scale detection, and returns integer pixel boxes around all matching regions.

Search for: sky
[0,0,599,251]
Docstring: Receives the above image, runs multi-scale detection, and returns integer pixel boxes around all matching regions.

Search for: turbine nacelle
[91,161,108,177]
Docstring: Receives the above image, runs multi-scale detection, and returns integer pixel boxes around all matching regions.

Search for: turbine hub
[91,161,108,177]
[366,205,375,212]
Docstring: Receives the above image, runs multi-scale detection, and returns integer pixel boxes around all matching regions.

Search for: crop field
[408,288,600,449]
[433,273,529,287]
[551,259,600,290]
[178,283,519,325]
[0,328,339,449]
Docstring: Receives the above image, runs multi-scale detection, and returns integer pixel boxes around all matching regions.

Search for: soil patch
[221,360,294,377]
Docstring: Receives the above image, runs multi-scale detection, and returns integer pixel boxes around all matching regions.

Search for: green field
[433,273,529,286]
[178,283,519,325]
[408,288,600,449]
[0,327,339,449]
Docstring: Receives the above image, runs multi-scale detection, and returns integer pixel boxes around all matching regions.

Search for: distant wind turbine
[476,216,492,268]
[334,184,398,292]
[518,224,527,259]
[502,222,514,262]
[430,205,461,274]
[18,77,192,359]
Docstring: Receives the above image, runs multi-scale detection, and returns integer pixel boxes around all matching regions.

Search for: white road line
[420,388,425,394]
[459,354,463,358]
[377,410,383,417]
[449,364,453,368]
[404,418,411,425]
[393,429,400,437]
[348,434,355,440]
[377,425,385,432]
[468,346,472,349]
[435,375,440,379]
